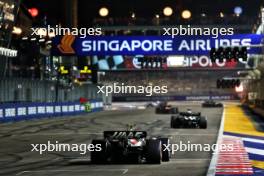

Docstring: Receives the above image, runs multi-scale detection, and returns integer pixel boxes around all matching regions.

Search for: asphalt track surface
[0,102,223,176]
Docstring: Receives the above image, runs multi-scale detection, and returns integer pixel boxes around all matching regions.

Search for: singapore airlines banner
[52,34,264,56]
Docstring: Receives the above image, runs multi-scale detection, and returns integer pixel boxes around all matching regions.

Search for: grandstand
[100,70,236,97]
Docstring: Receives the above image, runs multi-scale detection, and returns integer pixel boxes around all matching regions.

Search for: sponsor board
[52,34,264,56]
[92,55,250,70]
[112,94,238,102]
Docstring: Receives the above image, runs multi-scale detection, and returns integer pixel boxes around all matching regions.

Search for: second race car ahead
[171,109,207,129]
[155,101,178,114]
[202,100,223,108]
[91,131,170,164]
[145,101,161,108]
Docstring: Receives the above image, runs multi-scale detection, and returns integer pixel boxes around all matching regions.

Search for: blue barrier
[0,99,104,123]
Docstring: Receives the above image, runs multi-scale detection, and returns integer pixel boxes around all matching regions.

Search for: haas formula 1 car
[171,109,207,129]
[202,100,223,108]
[155,101,178,114]
[91,131,170,164]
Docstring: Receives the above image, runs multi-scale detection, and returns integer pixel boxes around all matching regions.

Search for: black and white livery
[171,109,207,129]
[91,131,170,164]
[202,100,223,108]
[146,101,161,108]
[155,101,178,114]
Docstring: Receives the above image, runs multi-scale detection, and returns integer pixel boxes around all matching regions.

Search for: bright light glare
[12,27,22,35]
[99,7,109,17]
[235,84,244,93]
[234,6,242,16]
[163,7,173,16]
[131,12,135,18]
[182,10,191,19]
[220,12,224,18]
[167,56,185,67]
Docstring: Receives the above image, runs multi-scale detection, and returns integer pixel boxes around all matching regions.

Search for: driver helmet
[187,109,192,113]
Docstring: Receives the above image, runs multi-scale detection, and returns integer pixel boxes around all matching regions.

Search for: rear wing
[179,112,201,116]
[104,131,147,139]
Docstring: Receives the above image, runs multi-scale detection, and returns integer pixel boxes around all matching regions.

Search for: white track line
[170,134,216,136]
[16,169,129,176]
[207,106,226,176]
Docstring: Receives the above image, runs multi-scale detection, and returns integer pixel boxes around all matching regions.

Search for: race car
[202,100,223,107]
[90,131,170,164]
[155,101,178,114]
[170,109,207,129]
[145,101,161,108]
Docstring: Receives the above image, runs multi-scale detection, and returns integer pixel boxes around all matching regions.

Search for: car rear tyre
[91,140,107,164]
[199,117,207,129]
[160,138,170,162]
[171,108,178,114]
[171,116,180,128]
[170,116,175,128]
[146,139,161,164]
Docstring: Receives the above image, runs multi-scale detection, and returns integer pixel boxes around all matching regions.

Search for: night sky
[22,0,264,27]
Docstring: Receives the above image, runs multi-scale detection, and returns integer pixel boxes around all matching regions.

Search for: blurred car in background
[202,100,223,108]
[146,101,161,108]
[155,101,178,114]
